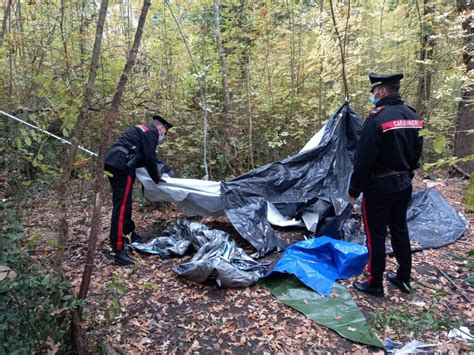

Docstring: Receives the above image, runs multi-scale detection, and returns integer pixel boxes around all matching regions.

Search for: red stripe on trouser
[117,175,133,251]
[361,197,373,283]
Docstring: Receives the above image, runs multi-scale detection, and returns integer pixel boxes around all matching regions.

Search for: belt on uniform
[374,170,408,178]
[111,145,130,155]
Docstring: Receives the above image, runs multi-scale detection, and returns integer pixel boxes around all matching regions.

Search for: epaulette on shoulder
[369,105,385,116]
[406,104,417,113]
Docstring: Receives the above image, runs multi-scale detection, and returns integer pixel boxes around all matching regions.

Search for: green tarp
[263,275,384,348]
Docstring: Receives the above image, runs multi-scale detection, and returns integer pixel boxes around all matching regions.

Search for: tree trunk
[245,59,254,169]
[54,0,109,275]
[79,0,151,301]
[454,0,474,173]
[213,0,242,176]
[415,0,435,118]
[0,0,13,46]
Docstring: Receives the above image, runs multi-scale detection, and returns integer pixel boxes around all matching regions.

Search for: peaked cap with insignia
[152,114,174,130]
[368,72,404,92]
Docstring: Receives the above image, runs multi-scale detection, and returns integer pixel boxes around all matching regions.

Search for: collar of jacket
[376,94,403,107]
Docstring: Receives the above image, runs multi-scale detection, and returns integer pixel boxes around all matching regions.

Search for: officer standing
[348,73,423,297]
[105,114,173,265]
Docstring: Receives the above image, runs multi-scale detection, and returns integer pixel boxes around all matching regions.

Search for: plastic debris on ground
[392,340,440,354]
[132,219,270,287]
[267,236,368,296]
[174,231,271,287]
[132,219,210,259]
[406,188,469,249]
[262,276,384,348]
[448,326,474,342]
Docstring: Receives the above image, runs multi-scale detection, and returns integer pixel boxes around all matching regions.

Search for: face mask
[370,93,379,106]
[158,135,166,143]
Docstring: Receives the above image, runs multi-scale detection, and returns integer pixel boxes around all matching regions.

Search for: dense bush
[0,206,82,353]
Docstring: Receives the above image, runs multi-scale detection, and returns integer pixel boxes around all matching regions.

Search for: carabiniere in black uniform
[105,116,172,259]
[349,73,423,297]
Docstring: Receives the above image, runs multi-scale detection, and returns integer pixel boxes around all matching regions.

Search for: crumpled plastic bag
[173,230,271,287]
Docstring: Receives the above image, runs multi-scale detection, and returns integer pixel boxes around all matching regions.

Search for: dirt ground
[22,173,473,353]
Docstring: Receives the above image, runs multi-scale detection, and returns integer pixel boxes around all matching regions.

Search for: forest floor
[20,172,474,353]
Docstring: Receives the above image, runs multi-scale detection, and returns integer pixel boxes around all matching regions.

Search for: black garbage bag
[173,230,271,287]
[221,102,363,257]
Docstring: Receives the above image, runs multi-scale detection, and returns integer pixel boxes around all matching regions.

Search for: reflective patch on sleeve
[381,119,423,132]
[137,124,149,132]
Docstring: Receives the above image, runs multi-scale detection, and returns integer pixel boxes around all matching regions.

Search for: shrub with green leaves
[0,209,83,353]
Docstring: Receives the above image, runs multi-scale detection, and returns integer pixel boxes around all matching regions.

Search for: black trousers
[107,167,136,252]
[361,186,412,287]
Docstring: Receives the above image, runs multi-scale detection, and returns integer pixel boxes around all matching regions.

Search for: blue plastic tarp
[268,236,368,296]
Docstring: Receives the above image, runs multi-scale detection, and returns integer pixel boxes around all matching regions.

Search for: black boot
[353,281,384,297]
[130,231,148,244]
[114,249,135,266]
[386,272,411,293]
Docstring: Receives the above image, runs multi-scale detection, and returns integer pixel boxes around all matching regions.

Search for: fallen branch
[452,164,470,179]
[435,266,457,289]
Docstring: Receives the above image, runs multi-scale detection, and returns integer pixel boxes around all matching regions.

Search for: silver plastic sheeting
[132,219,212,258]
[132,220,270,287]
[173,231,271,287]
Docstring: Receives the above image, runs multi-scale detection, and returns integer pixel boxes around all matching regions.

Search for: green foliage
[0,208,82,353]
[103,273,127,323]
[450,249,474,287]
[369,290,454,338]
[462,173,474,212]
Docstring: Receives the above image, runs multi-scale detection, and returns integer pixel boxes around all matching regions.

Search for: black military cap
[152,114,174,130]
[369,72,404,91]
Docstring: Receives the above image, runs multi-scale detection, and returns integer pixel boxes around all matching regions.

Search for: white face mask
[158,135,166,143]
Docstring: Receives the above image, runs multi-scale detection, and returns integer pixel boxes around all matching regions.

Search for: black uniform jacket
[349,95,423,198]
[105,122,161,182]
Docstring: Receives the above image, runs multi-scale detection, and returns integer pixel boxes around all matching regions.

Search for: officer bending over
[105,114,173,265]
[348,73,423,297]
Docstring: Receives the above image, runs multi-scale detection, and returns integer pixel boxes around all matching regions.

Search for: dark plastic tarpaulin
[407,188,468,248]
[268,237,368,296]
[263,276,384,348]
[343,188,469,250]
[221,102,363,257]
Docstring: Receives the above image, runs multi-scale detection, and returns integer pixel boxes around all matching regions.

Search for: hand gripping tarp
[137,102,363,257]
[267,236,368,296]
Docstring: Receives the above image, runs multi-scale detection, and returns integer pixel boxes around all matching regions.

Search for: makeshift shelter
[136,102,468,256]
[137,102,363,256]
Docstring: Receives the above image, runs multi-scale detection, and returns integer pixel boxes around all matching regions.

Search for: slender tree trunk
[54,0,109,274]
[0,0,13,46]
[165,0,210,179]
[60,0,71,77]
[79,0,151,301]
[245,58,254,169]
[454,0,474,173]
[415,0,435,118]
[328,0,350,99]
[317,0,324,125]
[213,0,242,176]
